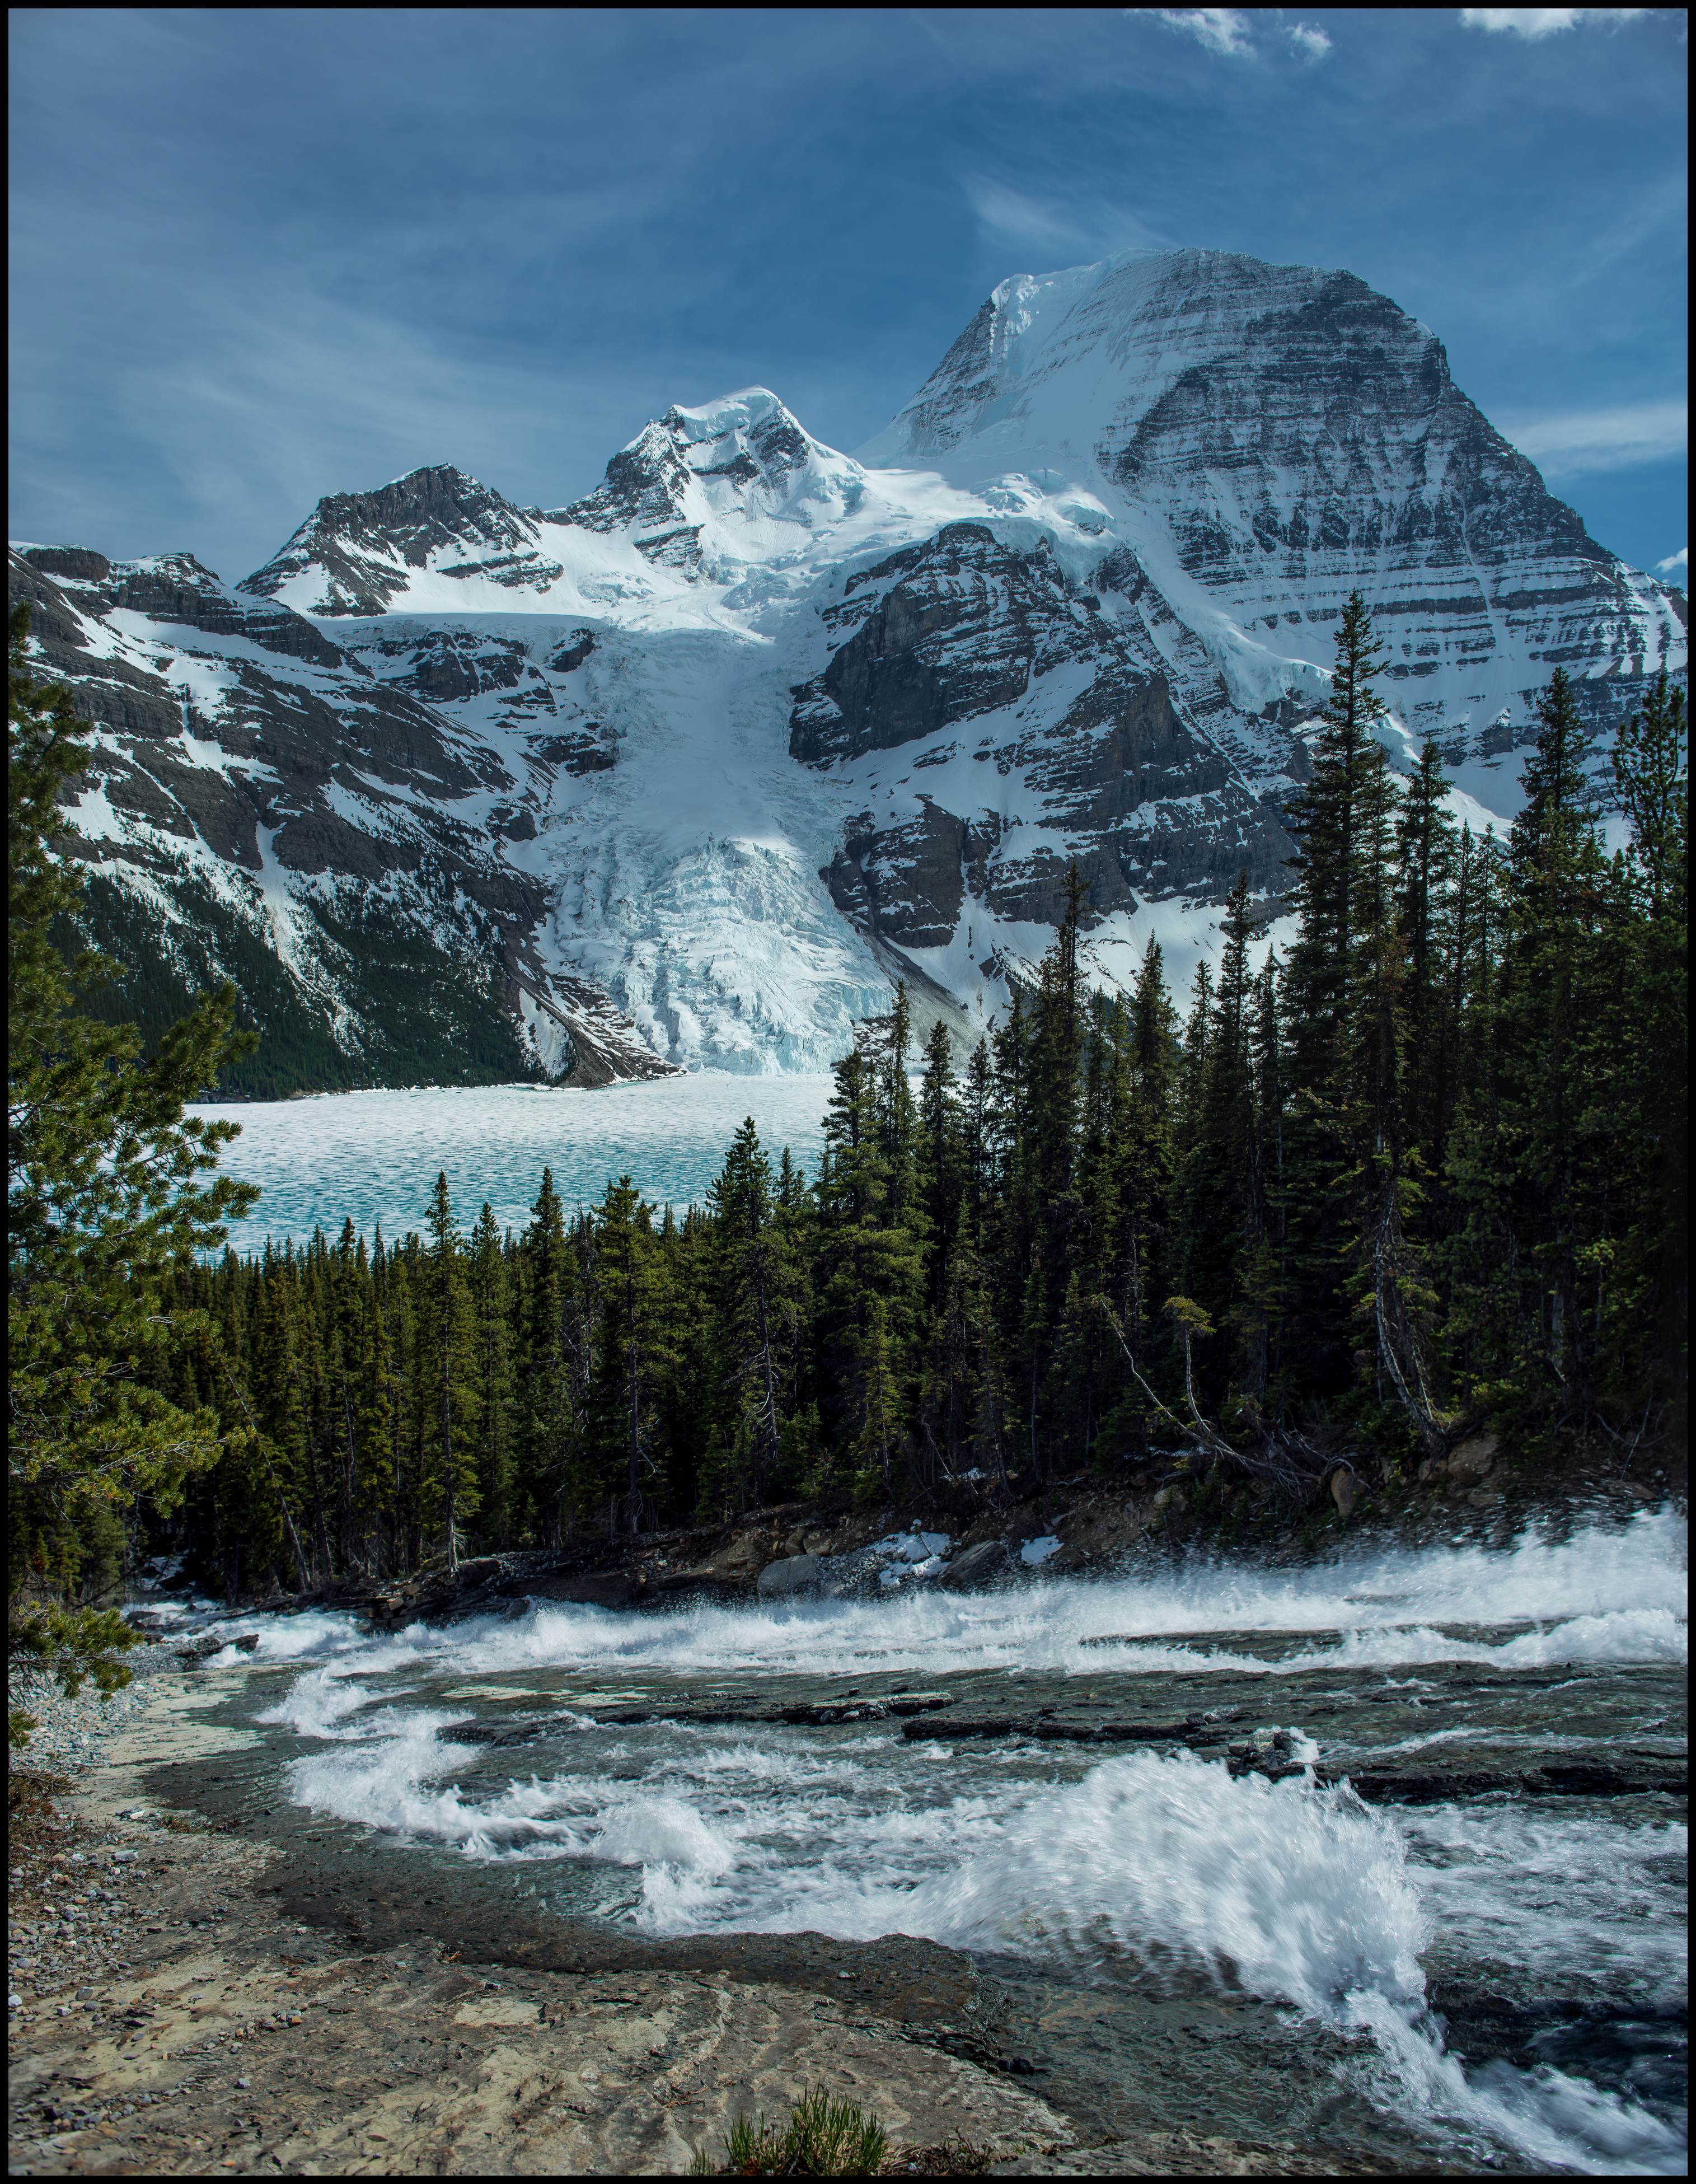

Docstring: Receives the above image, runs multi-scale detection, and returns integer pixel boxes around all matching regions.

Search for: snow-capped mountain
[13,249,1685,1087]
[7,543,675,1087]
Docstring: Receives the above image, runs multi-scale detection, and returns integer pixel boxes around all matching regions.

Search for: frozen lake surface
[194,1076,838,1254]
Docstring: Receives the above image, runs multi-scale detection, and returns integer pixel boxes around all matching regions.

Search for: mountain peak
[858,247,1382,472]
[244,464,540,616]
[551,386,863,571]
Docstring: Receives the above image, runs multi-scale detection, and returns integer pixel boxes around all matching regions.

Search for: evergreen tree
[590,1176,667,1532]
[1609,673,1687,1416]
[420,1173,478,1566]
[10,607,255,1737]
[1397,741,1461,1170]
[1278,590,1394,1407]
[467,1202,512,1547]
[1337,690,1443,1453]
[513,1168,571,1545]
[706,1120,803,1509]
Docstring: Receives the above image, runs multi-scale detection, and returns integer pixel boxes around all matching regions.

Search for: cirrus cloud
[1459,9,1648,38]
[1502,397,1686,479]
[1153,9,1255,57]
[1142,10,1331,59]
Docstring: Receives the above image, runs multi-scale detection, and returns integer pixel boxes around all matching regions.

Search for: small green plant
[690,2085,889,2175]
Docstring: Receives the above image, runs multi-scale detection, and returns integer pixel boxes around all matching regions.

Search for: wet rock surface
[20,1506,1685,2172]
[9,1668,1461,2176]
[109,1636,1684,2174]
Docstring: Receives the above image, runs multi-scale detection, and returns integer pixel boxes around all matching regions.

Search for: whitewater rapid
[217,1510,1685,2173]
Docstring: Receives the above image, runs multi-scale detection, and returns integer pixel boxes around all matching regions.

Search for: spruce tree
[10,607,256,1736]
[591,1176,667,1532]
[1277,590,1393,1407]
[467,1202,512,1549]
[1396,741,1461,1171]
[514,1168,571,1545]
[707,1120,802,1508]
[421,1173,479,1568]
[1609,672,1687,1415]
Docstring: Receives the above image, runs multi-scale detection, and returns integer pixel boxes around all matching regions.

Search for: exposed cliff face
[243,465,560,618]
[7,544,673,1094]
[863,251,1679,769]
[793,522,1287,952]
[14,248,1684,1085]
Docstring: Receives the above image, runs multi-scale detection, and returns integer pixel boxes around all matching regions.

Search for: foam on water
[1400,1803,1688,2010]
[234,1507,1685,1683]
[275,1712,1683,2172]
[251,1511,1686,2173]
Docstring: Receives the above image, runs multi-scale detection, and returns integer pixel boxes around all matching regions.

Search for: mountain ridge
[12,246,1685,1089]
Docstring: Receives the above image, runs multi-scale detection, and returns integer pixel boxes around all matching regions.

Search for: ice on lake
[193,1075,838,1254]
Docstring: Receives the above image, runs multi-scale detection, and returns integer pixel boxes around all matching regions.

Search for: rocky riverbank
[166,1434,1670,1635]
[7,1669,1072,2175]
[7,1669,1438,2176]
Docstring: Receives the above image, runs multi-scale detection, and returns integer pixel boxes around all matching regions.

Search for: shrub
[690,2085,889,2175]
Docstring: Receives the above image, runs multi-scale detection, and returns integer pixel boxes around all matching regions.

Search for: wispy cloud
[1656,545,1688,577]
[1139,9,1330,62]
[1503,397,1686,478]
[963,176,1168,263]
[1150,10,1255,59]
[1459,9,1648,38]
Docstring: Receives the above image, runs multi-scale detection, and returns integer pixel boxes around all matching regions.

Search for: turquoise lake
[192,1077,839,1255]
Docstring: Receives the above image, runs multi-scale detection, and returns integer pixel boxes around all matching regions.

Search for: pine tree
[420,1173,478,1567]
[513,1168,571,1545]
[10,607,256,1734]
[467,1202,512,1548]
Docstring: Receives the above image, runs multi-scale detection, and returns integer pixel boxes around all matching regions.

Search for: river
[145,1510,1686,2174]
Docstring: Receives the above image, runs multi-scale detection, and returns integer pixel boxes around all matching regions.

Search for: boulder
[756,1553,824,1601]
[938,1539,1017,1592]
[1447,1433,1500,1480]
[526,1571,636,1610]
[700,1531,770,1583]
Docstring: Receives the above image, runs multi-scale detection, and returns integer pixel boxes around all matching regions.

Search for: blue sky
[8,7,1686,584]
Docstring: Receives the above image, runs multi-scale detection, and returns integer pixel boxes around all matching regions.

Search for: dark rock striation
[8,544,671,1093]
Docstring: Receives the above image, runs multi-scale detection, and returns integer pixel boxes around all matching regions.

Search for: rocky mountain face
[13,249,1685,1088]
[7,544,673,1093]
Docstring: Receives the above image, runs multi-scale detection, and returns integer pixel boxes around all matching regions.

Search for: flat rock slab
[11,1946,1074,2174]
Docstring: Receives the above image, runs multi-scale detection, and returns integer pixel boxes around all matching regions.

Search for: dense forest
[9,597,1688,1627]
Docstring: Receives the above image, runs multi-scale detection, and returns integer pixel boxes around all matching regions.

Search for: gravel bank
[9,1663,163,1779]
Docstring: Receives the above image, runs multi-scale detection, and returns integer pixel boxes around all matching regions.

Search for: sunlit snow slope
[13,250,1685,1084]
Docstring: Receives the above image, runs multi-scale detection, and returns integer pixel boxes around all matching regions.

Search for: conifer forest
[8,596,1689,1611]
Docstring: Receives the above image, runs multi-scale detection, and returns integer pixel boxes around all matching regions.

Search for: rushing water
[182,1512,1686,2173]
[193,1077,839,1255]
